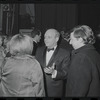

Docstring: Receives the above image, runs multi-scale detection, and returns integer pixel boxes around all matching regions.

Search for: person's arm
[30,62,45,97]
[44,51,70,80]
[53,51,70,80]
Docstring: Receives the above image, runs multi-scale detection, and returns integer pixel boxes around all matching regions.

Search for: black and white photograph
[0,2,100,99]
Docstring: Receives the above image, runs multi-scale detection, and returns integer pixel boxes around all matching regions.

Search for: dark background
[1,4,100,35]
[1,3,100,52]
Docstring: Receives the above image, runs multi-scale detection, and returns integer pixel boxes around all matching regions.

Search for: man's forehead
[45,31,56,36]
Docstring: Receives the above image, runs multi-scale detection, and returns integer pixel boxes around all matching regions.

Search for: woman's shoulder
[6,55,41,69]
[13,54,40,66]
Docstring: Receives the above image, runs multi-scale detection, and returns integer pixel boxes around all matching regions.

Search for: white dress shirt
[32,38,37,43]
[46,45,57,78]
[46,46,57,66]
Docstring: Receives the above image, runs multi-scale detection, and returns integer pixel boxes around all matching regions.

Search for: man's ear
[35,35,38,38]
[56,37,59,42]
[79,37,84,43]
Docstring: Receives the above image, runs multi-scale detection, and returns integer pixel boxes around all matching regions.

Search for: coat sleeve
[66,54,92,96]
[53,51,71,80]
[30,61,45,97]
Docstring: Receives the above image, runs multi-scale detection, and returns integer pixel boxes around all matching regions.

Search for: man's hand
[44,63,56,74]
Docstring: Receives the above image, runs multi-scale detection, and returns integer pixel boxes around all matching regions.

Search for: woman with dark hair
[65,25,100,97]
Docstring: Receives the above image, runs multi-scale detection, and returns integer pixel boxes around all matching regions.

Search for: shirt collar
[53,45,57,50]
[46,45,57,52]
[32,38,37,43]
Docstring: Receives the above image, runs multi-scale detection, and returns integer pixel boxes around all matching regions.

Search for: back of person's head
[71,25,95,44]
[9,34,33,56]
[31,28,41,38]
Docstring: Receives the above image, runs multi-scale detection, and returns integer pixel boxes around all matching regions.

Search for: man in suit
[36,29,70,97]
[65,25,100,97]
[31,28,41,56]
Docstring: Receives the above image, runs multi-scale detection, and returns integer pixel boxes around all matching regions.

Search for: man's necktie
[47,48,54,52]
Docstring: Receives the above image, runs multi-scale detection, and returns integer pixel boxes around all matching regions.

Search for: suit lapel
[47,46,59,67]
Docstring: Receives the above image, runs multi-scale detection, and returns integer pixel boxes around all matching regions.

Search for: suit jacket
[32,41,38,56]
[36,46,70,97]
[65,44,100,97]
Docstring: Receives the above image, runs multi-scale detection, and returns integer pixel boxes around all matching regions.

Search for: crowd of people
[0,25,100,97]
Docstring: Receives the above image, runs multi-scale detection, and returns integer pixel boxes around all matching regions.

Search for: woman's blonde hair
[9,34,33,55]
